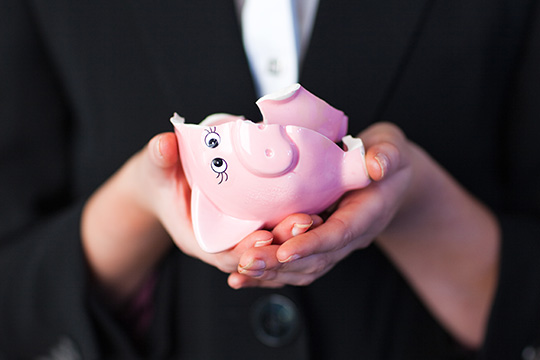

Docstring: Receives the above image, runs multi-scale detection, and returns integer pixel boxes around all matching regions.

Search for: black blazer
[1,0,539,358]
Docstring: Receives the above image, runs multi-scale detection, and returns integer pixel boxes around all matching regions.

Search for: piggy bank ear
[191,186,264,253]
[234,120,297,177]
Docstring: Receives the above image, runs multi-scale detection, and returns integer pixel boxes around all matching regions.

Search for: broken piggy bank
[171,84,371,253]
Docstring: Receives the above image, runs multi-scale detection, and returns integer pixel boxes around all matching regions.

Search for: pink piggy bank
[171,84,370,253]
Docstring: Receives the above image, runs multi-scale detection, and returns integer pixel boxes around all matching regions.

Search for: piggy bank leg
[191,186,264,253]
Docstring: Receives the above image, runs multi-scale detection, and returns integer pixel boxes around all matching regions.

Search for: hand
[81,132,184,301]
[81,132,316,299]
[231,122,499,348]
[227,212,324,289]
[141,134,307,281]
[228,122,412,288]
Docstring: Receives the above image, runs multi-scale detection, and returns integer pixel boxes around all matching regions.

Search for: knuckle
[215,258,235,274]
[378,122,407,141]
[330,217,355,250]
[259,270,277,281]
[341,228,355,248]
[307,255,329,275]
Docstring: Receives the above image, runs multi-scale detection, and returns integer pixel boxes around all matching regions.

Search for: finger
[358,123,409,182]
[236,219,360,286]
[147,132,179,168]
[236,230,339,278]
[275,167,412,265]
[236,217,325,275]
[208,230,274,274]
[311,214,324,229]
[236,260,335,287]
[359,122,406,149]
[227,272,285,289]
[275,200,375,264]
[365,141,401,181]
[237,244,282,276]
[275,220,349,264]
[271,213,323,245]
[232,230,274,252]
[235,239,342,282]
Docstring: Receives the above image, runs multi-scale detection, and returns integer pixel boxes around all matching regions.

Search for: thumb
[147,132,180,168]
[359,122,408,182]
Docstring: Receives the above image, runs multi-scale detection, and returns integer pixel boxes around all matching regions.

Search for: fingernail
[239,259,266,271]
[254,238,273,247]
[292,221,313,237]
[374,153,389,178]
[238,268,264,277]
[279,254,300,263]
[156,135,164,159]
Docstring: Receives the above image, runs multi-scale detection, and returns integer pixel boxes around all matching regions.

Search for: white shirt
[236,0,319,96]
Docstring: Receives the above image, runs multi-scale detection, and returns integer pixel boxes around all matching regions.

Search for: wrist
[376,143,500,347]
[81,152,171,302]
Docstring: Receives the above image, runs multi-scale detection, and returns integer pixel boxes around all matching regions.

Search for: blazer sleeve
[0,1,139,358]
[479,1,540,358]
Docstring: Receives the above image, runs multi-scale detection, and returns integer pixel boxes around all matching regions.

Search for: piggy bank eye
[211,158,228,184]
[211,158,227,173]
[204,127,221,148]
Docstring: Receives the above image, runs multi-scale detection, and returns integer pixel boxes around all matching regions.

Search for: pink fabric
[122,272,157,338]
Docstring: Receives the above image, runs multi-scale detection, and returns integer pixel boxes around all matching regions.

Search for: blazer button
[523,346,540,360]
[250,294,301,347]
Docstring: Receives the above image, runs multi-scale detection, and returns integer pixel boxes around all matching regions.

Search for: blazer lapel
[126,0,259,122]
[301,0,434,133]
[125,0,434,129]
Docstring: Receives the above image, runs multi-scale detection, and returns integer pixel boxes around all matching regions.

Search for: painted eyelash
[216,171,228,185]
[204,127,221,149]
[211,157,228,184]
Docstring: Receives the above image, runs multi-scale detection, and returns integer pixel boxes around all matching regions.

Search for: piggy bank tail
[342,135,371,190]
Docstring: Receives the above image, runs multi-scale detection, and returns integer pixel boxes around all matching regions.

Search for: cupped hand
[137,133,272,274]
[229,122,414,288]
[147,123,498,348]
[83,132,306,299]
[140,133,321,284]
[227,122,500,348]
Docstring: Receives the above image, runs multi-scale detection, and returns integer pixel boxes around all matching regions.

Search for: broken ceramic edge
[200,113,245,126]
[342,135,369,179]
[170,112,185,125]
[256,83,301,103]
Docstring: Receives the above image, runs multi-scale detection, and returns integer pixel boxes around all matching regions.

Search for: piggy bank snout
[234,121,297,177]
